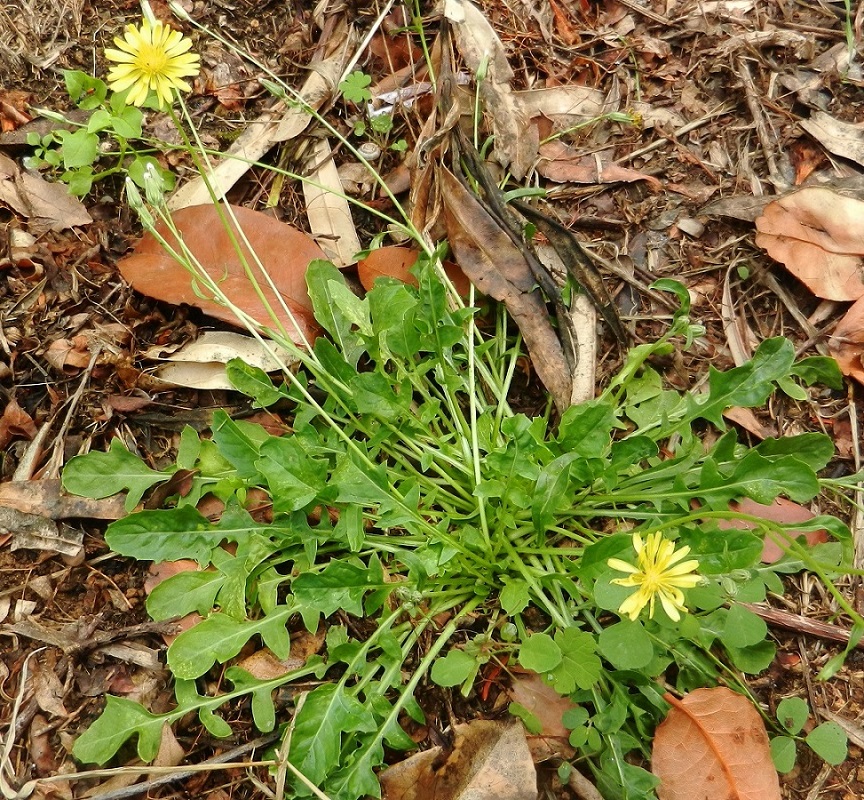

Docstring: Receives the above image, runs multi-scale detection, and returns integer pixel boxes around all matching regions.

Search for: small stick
[742,602,864,649]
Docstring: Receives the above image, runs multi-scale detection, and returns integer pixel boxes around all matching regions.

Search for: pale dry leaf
[1,506,84,558]
[800,111,864,169]
[0,480,127,520]
[534,243,595,405]
[515,86,605,126]
[146,330,297,390]
[380,720,536,800]
[444,0,537,178]
[303,137,362,266]
[721,268,756,366]
[118,204,324,343]
[652,687,781,800]
[30,657,68,718]
[169,23,355,209]
[755,188,864,301]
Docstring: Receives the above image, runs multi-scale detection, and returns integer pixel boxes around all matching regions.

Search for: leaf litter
[4,3,861,796]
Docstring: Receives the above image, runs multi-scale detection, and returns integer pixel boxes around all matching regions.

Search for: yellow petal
[607,557,639,574]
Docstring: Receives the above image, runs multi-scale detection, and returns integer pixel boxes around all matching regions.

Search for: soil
[3,0,864,798]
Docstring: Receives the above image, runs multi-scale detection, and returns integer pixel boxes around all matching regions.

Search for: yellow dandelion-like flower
[105,19,200,108]
[607,532,701,622]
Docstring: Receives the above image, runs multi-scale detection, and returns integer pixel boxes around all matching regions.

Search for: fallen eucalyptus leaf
[117,204,324,343]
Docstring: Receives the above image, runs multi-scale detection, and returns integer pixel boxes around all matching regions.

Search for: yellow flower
[607,533,701,622]
[105,19,200,108]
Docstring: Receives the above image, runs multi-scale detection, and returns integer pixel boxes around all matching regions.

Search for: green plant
[25,69,176,196]
[63,251,861,797]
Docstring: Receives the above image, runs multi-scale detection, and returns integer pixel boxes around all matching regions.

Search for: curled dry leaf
[755,188,864,301]
[117,204,324,344]
[356,246,470,295]
[0,398,37,450]
[652,687,781,800]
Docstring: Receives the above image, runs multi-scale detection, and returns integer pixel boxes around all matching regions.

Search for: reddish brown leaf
[507,671,577,760]
[0,398,37,450]
[717,497,828,563]
[830,294,864,384]
[755,188,864,301]
[652,687,781,800]
[357,246,470,295]
[118,204,325,344]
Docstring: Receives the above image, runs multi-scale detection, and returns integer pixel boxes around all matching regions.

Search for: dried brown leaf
[439,167,572,410]
[0,153,92,234]
[118,204,324,344]
[380,720,536,800]
[537,140,662,190]
[755,188,864,301]
[0,398,37,450]
[799,111,864,169]
[830,294,864,383]
[652,687,781,800]
[444,0,537,178]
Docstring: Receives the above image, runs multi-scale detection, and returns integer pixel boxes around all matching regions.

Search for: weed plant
[57,5,864,797]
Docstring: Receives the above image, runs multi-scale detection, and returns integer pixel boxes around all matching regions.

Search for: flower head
[607,533,701,622]
[105,19,200,108]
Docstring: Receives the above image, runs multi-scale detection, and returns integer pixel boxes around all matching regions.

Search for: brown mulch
[3,0,864,798]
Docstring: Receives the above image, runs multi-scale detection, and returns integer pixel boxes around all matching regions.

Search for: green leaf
[225,667,277,732]
[226,359,286,407]
[62,438,169,511]
[806,722,848,765]
[677,527,763,574]
[257,435,329,512]
[339,70,373,103]
[72,696,164,764]
[791,356,843,389]
[64,69,107,108]
[293,560,388,631]
[145,568,225,620]
[508,702,543,734]
[211,410,267,479]
[111,105,144,138]
[519,632,562,673]
[598,619,654,670]
[288,684,376,784]
[770,735,797,773]
[532,452,583,537]
[63,166,94,197]
[557,400,616,456]
[724,639,776,674]
[754,433,834,472]
[500,579,530,615]
[551,628,601,693]
[719,603,767,649]
[105,505,221,563]
[430,649,476,687]
[86,108,113,133]
[776,696,809,735]
[167,606,292,679]
[689,337,795,427]
[57,128,99,169]
[306,260,365,367]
